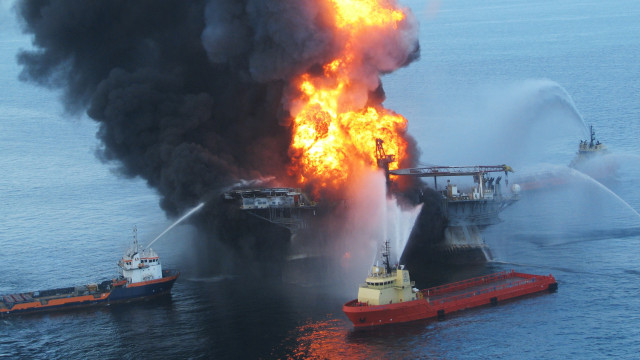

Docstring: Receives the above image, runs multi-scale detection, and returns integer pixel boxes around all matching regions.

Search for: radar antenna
[132,225,140,255]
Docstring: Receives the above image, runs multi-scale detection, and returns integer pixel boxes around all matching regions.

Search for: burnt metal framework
[222,188,317,232]
[375,139,396,189]
[243,206,314,232]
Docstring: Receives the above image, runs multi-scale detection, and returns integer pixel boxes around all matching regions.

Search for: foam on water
[481,245,493,262]
[185,275,236,283]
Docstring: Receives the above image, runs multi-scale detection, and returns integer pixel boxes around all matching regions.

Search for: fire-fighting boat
[569,124,618,179]
[516,125,615,192]
[0,227,179,316]
[343,241,557,328]
[570,125,608,168]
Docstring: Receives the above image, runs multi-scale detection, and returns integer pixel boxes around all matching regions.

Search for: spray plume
[146,202,205,249]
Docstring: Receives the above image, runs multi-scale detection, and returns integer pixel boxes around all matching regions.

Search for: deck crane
[374,138,514,196]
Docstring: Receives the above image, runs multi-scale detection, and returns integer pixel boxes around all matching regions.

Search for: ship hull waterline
[343,271,557,328]
[1,270,179,316]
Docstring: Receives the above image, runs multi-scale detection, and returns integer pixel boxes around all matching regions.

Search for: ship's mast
[590,125,595,147]
[381,240,392,274]
[132,225,139,254]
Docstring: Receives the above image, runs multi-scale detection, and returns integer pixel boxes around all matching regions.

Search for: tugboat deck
[424,271,544,304]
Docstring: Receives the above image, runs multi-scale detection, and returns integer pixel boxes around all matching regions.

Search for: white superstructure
[357,265,417,306]
[118,227,163,284]
[357,240,418,306]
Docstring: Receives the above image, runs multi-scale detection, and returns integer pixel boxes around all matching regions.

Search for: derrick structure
[375,139,396,189]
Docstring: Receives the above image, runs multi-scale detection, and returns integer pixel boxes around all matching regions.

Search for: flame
[330,0,405,29]
[288,0,410,194]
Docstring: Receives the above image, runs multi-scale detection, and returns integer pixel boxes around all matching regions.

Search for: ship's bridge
[358,267,416,305]
[364,265,397,288]
[118,228,163,284]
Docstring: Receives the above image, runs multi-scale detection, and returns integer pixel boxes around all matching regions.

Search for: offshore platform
[376,139,519,268]
[220,186,329,274]
[390,165,517,227]
[221,188,317,232]
[218,140,519,276]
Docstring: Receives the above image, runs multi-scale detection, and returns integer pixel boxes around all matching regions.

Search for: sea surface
[2,0,640,359]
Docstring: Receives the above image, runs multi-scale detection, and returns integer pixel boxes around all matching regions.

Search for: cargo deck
[344,268,557,327]
[424,270,550,303]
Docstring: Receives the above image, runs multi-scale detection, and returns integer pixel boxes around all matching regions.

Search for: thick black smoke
[17,0,294,215]
[15,0,422,266]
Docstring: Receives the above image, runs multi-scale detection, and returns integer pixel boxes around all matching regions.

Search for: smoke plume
[15,0,422,265]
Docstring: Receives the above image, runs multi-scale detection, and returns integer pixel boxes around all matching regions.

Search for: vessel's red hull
[343,271,557,327]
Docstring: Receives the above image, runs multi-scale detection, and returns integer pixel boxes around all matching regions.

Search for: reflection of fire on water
[277,319,368,359]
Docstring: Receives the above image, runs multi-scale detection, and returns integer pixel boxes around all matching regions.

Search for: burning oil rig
[219,186,328,268]
[221,188,317,232]
[219,139,519,275]
[376,139,520,270]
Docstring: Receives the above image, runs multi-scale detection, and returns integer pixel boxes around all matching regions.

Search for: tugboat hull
[0,270,179,316]
[344,270,556,327]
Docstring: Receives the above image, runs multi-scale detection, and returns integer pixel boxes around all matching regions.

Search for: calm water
[2,0,640,359]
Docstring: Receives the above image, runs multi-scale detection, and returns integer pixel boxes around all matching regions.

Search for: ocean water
[2,0,640,359]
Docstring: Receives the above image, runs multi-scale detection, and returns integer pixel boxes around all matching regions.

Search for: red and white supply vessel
[343,241,557,327]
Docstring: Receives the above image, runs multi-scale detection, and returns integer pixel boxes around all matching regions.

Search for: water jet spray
[145,202,206,249]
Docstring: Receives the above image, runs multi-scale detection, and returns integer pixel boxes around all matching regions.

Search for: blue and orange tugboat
[0,227,179,316]
[343,241,557,327]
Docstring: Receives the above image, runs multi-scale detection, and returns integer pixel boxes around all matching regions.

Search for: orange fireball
[288,0,412,193]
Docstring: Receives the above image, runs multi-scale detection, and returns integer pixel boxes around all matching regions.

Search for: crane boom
[389,165,513,178]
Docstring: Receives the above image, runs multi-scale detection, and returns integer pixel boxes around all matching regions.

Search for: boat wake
[623,269,640,276]
[185,275,236,283]
[507,226,640,248]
